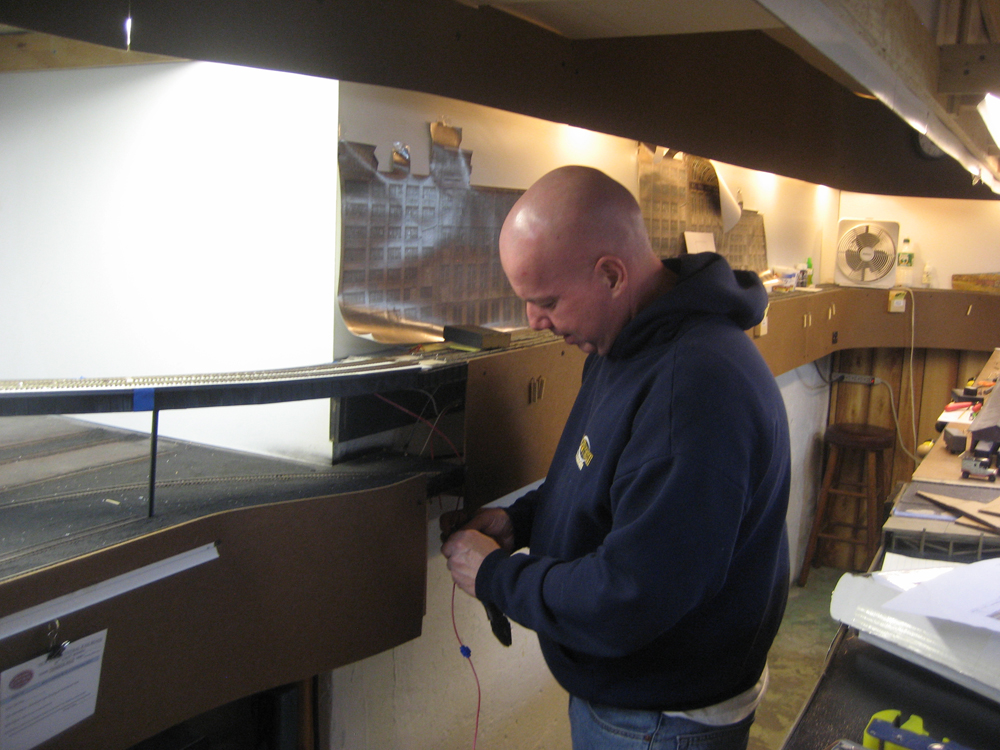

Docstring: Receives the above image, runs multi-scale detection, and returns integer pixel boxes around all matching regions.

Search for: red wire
[373,392,464,459]
[451,582,482,750]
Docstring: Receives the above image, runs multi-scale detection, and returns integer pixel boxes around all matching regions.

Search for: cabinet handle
[967,305,973,316]
[528,376,546,404]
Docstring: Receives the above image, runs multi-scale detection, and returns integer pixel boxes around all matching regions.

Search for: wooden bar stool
[798,423,895,586]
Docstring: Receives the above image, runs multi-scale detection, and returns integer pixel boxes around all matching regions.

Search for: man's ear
[595,256,627,297]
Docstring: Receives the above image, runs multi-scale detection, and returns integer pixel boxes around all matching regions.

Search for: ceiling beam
[981,0,1000,40]
[939,42,1000,94]
[756,0,1000,191]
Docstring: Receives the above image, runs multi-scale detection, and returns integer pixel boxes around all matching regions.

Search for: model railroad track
[0,468,391,510]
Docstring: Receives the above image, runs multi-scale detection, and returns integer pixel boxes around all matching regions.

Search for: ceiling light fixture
[124,1,132,50]
[977,93,1000,150]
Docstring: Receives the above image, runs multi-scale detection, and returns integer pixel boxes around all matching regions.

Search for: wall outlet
[888,289,907,313]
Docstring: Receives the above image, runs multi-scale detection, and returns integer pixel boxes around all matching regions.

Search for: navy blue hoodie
[476,252,791,711]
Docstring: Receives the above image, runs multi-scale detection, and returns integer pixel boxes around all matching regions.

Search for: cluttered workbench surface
[782,625,1000,750]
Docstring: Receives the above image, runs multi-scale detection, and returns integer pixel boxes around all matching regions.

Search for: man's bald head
[499,166,651,275]
[498,166,671,356]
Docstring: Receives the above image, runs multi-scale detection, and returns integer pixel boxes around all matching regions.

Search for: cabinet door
[750,295,810,376]
[805,292,840,362]
[464,341,587,507]
[914,290,1000,351]
[833,287,912,350]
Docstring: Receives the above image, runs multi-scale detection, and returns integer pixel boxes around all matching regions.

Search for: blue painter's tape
[133,388,155,411]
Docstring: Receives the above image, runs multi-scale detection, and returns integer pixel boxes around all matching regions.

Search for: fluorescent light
[978,93,1000,148]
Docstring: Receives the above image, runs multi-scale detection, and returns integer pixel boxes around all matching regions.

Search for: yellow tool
[864,711,926,750]
[863,710,972,750]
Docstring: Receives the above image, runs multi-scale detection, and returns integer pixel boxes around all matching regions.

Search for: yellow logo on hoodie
[575,435,594,470]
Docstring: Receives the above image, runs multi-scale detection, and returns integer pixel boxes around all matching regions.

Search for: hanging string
[451,582,482,750]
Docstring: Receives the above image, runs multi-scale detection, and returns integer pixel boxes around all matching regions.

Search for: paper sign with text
[0,630,107,750]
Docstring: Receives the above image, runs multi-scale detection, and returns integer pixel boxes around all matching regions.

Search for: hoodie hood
[608,253,767,359]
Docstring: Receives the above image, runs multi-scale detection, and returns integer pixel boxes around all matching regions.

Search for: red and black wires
[451,582,482,750]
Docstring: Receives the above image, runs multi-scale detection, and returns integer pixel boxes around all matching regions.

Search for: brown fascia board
[0,0,996,199]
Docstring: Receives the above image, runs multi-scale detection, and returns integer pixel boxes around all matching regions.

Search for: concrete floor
[749,567,844,750]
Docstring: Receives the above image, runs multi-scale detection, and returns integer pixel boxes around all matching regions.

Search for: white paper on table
[880,551,965,572]
[873,565,960,592]
[830,573,1000,703]
[936,406,978,424]
[883,557,1000,634]
[0,630,107,750]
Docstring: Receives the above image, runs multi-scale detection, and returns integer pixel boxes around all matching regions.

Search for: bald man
[443,166,790,750]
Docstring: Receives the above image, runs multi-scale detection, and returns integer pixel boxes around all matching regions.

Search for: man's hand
[442,530,500,597]
[440,507,516,552]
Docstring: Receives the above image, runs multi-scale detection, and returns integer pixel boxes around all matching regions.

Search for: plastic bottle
[806,257,814,286]
[796,263,808,287]
[897,238,914,286]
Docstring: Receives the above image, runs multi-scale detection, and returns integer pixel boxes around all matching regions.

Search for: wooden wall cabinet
[463,340,588,508]
[913,290,1000,351]
[755,287,1000,376]
[750,294,812,375]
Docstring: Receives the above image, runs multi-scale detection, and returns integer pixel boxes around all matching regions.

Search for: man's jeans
[569,695,754,750]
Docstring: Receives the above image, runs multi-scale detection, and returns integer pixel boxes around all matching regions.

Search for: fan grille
[837,224,896,282]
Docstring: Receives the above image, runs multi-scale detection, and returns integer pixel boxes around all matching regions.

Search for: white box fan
[835,219,899,288]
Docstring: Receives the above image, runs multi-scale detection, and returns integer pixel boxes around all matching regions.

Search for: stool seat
[798,422,895,586]
[825,423,894,451]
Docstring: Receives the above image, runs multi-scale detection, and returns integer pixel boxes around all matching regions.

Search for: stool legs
[798,444,841,586]
[798,443,886,586]
[865,450,880,568]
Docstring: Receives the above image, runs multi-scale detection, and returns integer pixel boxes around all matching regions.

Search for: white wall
[776,359,831,576]
[0,62,340,462]
[338,81,639,194]
[839,192,1000,289]
[714,162,842,282]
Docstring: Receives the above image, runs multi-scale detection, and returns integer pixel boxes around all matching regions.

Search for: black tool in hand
[442,518,512,647]
[484,601,512,647]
